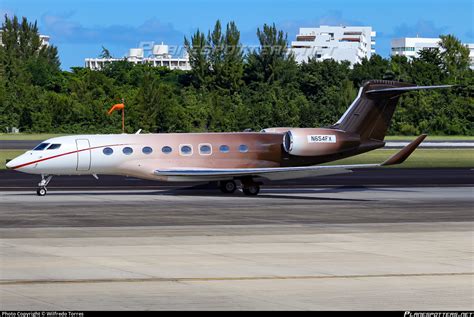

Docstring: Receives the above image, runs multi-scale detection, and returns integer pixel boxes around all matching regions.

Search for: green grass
[0,133,65,140]
[325,149,474,168]
[1,149,472,170]
[0,150,25,169]
[385,135,474,141]
[0,133,473,141]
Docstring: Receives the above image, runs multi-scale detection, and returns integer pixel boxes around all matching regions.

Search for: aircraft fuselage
[6,80,447,195]
[6,128,380,181]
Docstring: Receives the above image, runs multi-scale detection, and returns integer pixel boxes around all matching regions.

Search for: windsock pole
[107,99,126,133]
[121,98,125,133]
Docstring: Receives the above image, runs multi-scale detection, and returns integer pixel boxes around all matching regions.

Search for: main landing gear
[242,183,260,196]
[36,175,53,196]
[219,180,237,194]
[218,179,261,196]
[241,178,261,196]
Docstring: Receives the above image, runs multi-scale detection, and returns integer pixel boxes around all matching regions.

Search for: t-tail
[332,80,452,142]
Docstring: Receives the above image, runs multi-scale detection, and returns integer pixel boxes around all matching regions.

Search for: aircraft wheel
[36,187,47,196]
[242,184,260,196]
[219,180,237,194]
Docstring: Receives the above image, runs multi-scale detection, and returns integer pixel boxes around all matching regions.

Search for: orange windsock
[107,103,124,115]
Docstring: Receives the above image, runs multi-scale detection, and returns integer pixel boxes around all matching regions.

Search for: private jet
[6,80,450,196]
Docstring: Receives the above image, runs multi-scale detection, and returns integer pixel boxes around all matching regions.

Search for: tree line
[0,16,472,135]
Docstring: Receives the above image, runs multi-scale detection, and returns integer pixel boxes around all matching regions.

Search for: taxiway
[0,185,472,310]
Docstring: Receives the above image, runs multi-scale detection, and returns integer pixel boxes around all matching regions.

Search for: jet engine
[281,128,360,156]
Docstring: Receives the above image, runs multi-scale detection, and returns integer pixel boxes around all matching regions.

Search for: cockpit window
[33,143,50,151]
[47,144,61,150]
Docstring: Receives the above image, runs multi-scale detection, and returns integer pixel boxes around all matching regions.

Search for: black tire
[219,180,237,194]
[36,187,47,196]
[242,184,260,196]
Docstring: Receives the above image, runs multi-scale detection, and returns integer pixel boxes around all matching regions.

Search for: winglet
[381,134,427,166]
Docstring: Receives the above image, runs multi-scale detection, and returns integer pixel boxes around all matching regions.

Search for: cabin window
[162,146,172,154]
[33,143,50,151]
[103,147,113,155]
[199,144,212,155]
[180,145,193,156]
[219,145,230,153]
[47,144,61,150]
[142,146,153,155]
[122,147,133,155]
[238,144,249,153]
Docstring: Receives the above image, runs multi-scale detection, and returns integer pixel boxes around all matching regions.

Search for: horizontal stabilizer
[366,85,452,96]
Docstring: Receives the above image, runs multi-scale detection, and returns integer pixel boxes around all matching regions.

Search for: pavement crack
[1,272,472,286]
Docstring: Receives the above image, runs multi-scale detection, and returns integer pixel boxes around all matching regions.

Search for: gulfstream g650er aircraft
[6,80,450,196]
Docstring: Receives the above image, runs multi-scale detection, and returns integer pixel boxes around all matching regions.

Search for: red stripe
[11,144,127,170]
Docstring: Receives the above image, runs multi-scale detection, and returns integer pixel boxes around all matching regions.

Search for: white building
[0,30,50,47]
[290,25,376,66]
[391,37,440,59]
[85,43,191,71]
[39,35,50,47]
[391,37,474,69]
[468,44,474,70]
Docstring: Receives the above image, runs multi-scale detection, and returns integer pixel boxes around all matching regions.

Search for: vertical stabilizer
[333,80,451,141]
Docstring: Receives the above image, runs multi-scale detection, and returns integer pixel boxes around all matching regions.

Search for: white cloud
[391,20,448,38]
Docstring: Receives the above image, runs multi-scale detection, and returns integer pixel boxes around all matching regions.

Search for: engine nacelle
[260,127,293,133]
[282,128,360,156]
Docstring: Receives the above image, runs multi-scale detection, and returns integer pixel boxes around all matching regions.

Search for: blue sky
[2,0,473,70]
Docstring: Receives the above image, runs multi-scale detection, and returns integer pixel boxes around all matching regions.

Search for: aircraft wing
[154,135,426,181]
[156,165,359,181]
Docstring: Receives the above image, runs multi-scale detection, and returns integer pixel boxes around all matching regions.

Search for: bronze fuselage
[104,128,383,171]
[5,80,443,195]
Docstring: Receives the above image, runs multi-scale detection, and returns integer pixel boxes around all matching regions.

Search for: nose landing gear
[36,175,53,196]
[36,187,47,196]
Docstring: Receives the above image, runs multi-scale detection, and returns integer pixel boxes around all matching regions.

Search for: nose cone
[6,153,36,172]
[5,159,14,169]
[6,156,22,170]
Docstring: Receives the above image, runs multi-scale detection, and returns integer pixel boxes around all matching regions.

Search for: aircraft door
[76,139,91,171]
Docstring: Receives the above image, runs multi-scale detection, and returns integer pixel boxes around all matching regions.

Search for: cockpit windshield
[47,144,61,150]
[33,143,50,151]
